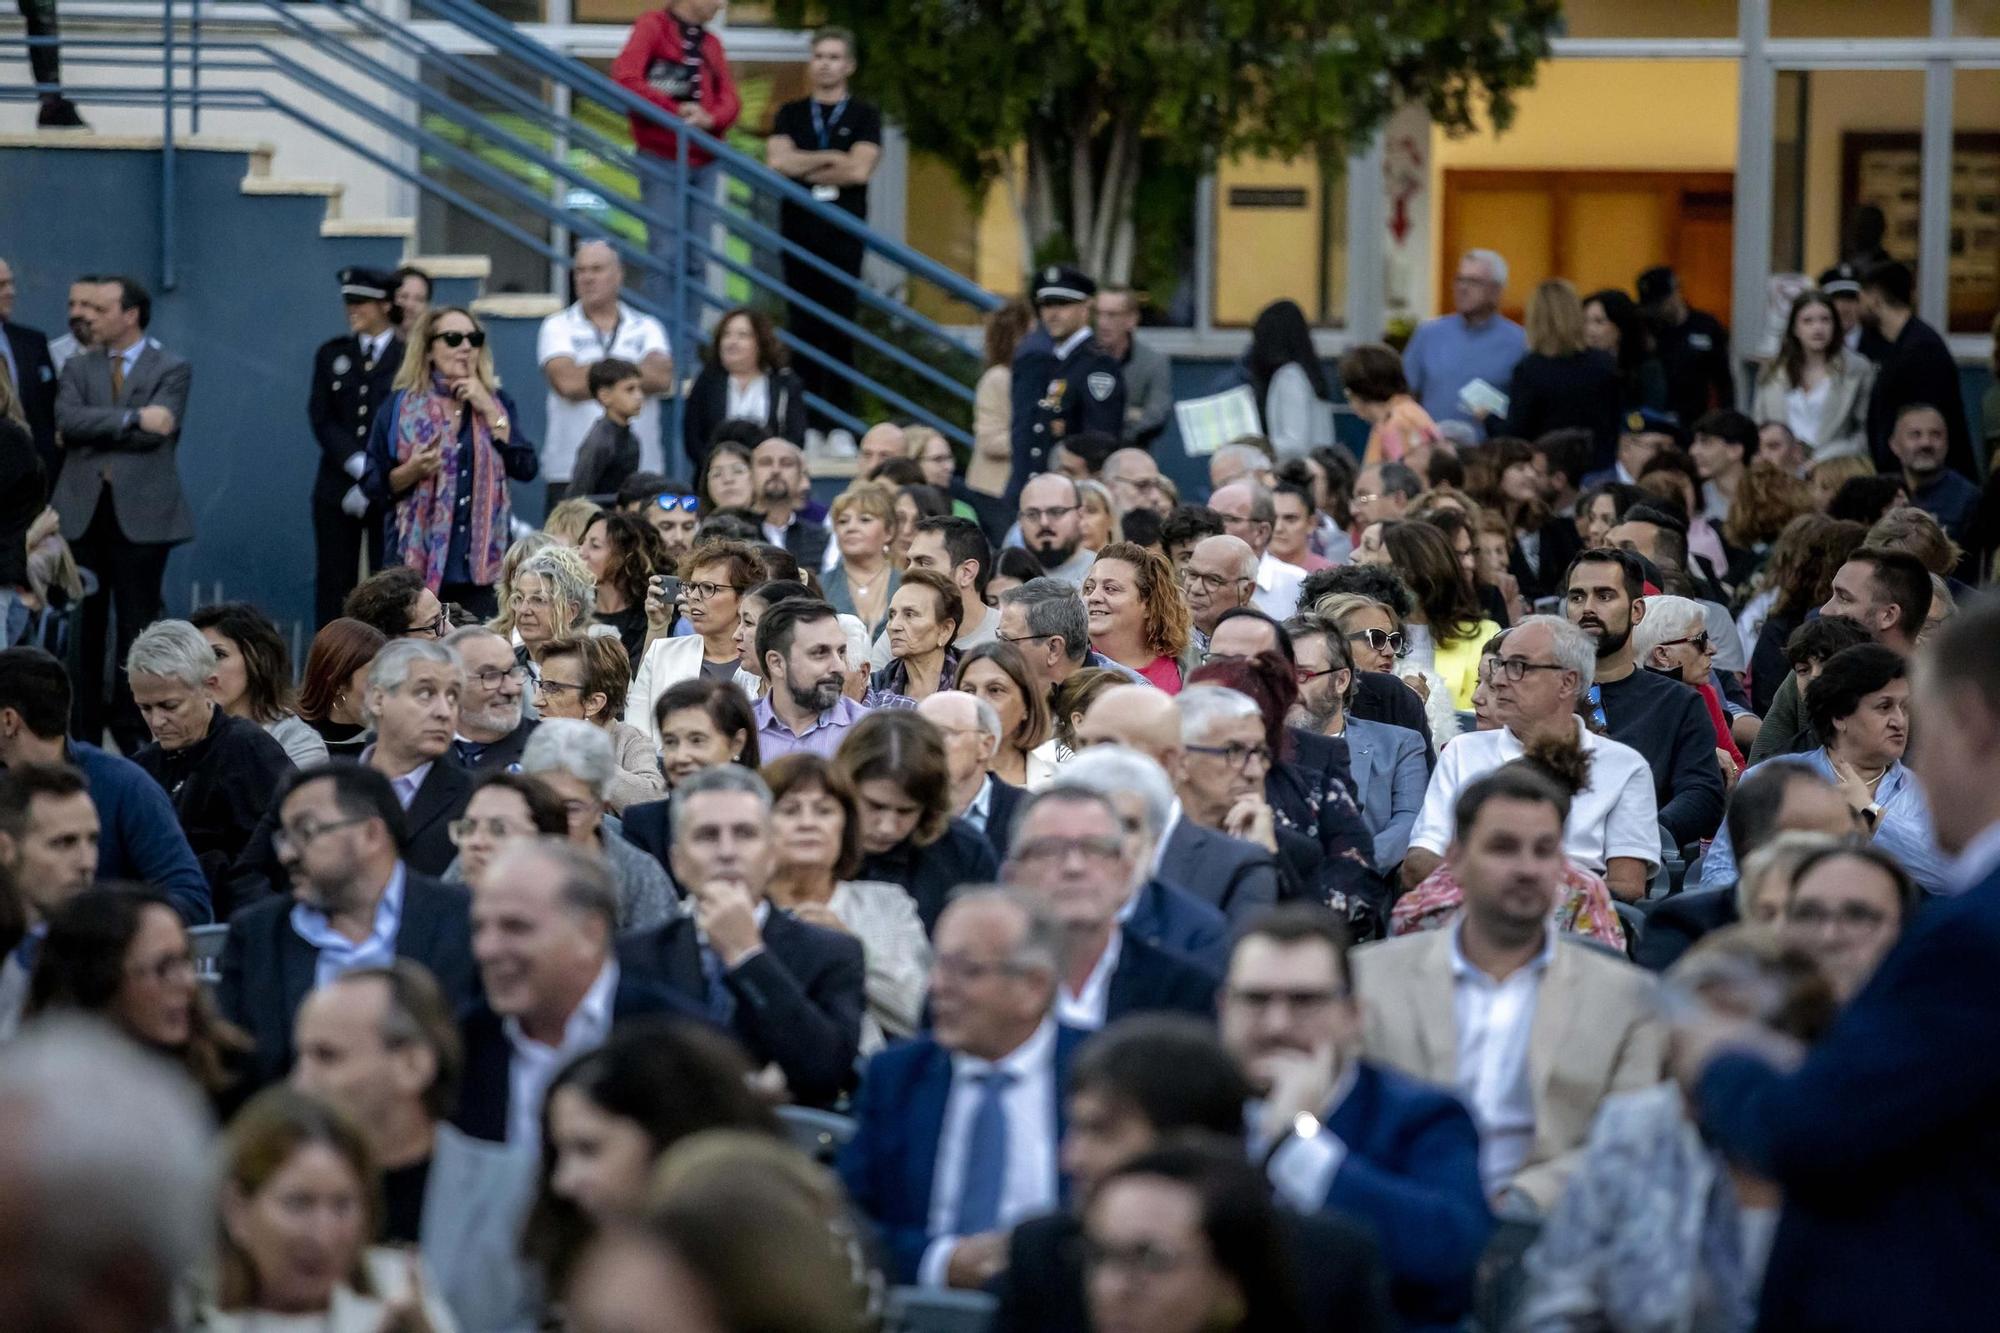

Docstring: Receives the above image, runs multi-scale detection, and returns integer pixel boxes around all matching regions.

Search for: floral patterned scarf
[388,374,509,589]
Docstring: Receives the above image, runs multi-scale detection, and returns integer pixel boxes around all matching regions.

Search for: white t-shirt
[536,301,671,481]
[1407,719,1661,875]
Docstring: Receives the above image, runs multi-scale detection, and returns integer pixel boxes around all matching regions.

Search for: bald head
[1184,534,1257,634]
[858,423,908,477]
[1075,684,1184,772]
[1208,481,1273,557]
[1102,448,1166,514]
[572,240,623,309]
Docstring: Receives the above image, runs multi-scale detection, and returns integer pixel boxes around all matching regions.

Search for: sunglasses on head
[432,329,486,349]
[653,493,700,512]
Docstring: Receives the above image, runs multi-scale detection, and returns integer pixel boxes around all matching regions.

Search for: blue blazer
[1319,1059,1494,1332]
[1105,930,1217,1023]
[982,777,1028,863]
[1696,856,2000,1331]
[1341,716,1429,870]
[1126,878,1231,976]
[617,795,675,883]
[840,1024,1090,1284]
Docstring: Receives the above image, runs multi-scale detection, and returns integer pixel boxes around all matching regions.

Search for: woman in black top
[1583,287,1669,419]
[1498,279,1625,462]
[681,307,808,477]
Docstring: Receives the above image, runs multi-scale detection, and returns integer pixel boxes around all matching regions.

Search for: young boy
[568,358,646,499]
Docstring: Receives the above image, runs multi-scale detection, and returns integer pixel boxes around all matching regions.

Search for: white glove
[344,450,367,480]
[340,484,369,519]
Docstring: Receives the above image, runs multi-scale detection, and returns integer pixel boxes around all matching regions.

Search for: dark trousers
[20,0,59,87]
[781,211,865,428]
[311,480,381,628]
[71,489,170,751]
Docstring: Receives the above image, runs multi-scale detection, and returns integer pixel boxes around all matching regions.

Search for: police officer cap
[339,267,396,302]
[1818,262,1862,297]
[1034,265,1096,306]
[1634,266,1677,309]
[1621,405,1684,446]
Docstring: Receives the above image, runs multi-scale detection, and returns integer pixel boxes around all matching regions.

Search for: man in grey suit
[293,959,540,1333]
[1287,613,1428,872]
[53,276,193,751]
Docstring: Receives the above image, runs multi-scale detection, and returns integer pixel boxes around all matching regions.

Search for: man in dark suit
[619,765,864,1108]
[1859,260,1976,480]
[1003,787,1217,1030]
[1222,905,1493,1333]
[841,889,1088,1288]
[52,276,193,751]
[457,837,707,1145]
[218,764,479,1089]
[0,257,59,478]
[749,435,830,570]
[994,1015,1391,1333]
[443,627,537,774]
[307,268,404,626]
[1682,601,2000,1331]
[917,690,1022,861]
[1074,683,1280,926]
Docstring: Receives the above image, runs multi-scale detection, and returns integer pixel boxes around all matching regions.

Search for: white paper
[1173,385,1263,456]
[1458,377,1510,419]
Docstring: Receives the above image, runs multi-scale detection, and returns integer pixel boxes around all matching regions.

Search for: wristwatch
[1862,803,1883,830]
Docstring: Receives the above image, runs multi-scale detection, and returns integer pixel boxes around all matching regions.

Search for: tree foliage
[777,0,1562,285]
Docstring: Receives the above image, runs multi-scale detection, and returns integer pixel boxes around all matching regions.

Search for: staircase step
[405,254,492,280]
[322,216,416,239]
[472,294,564,320]
[0,131,274,175]
[240,176,345,217]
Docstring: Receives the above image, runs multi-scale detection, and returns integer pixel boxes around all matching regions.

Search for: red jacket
[611,10,740,169]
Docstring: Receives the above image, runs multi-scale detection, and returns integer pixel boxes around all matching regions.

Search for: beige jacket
[1749,348,1875,460]
[968,363,1013,496]
[1352,928,1666,1211]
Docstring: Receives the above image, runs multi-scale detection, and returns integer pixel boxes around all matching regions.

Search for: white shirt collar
[1056,930,1122,1029]
[1054,326,1093,360]
[505,957,620,1058]
[966,773,996,824]
[1448,918,1557,984]
[951,1014,1059,1081]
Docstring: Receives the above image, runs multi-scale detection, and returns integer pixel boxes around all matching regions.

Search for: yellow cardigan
[1433,619,1503,711]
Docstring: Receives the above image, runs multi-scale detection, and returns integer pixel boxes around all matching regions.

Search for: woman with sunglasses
[631,479,703,566]
[363,306,540,617]
[1312,589,1461,744]
[1630,594,1744,782]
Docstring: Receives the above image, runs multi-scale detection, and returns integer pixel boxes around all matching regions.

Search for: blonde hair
[487,531,555,635]
[1075,479,1122,542]
[393,305,500,394]
[1525,278,1587,358]
[543,497,603,547]
[830,478,897,528]
[1314,592,1400,634]
[903,424,945,461]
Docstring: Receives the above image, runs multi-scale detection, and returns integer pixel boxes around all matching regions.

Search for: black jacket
[1104,930,1218,1023]
[307,331,405,497]
[217,867,479,1089]
[1509,515,1584,605]
[1635,885,1739,972]
[858,816,1001,936]
[617,795,675,881]
[0,414,46,589]
[1350,671,1434,768]
[451,718,538,775]
[681,363,807,477]
[1868,314,1975,480]
[453,975,710,1143]
[3,319,59,476]
[995,1205,1391,1333]
[132,707,296,918]
[981,776,1028,863]
[1499,349,1626,463]
[616,909,865,1107]
[1157,818,1279,926]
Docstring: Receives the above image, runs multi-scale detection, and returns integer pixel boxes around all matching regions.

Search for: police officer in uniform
[1007,264,1126,503]
[307,268,404,626]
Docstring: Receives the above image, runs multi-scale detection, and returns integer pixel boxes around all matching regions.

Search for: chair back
[777,1104,857,1165]
[885,1287,997,1333]
[189,923,229,979]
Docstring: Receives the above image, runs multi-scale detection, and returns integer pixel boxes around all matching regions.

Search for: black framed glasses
[684,581,746,602]
[1656,632,1712,654]
[274,814,372,857]
[1181,568,1252,594]
[1019,504,1079,525]
[1185,741,1272,771]
[653,493,701,512]
[432,328,486,349]
[1294,664,1340,684]
[1479,656,1571,684]
[468,664,529,689]
[405,608,450,638]
[1346,627,1406,656]
[535,678,588,696]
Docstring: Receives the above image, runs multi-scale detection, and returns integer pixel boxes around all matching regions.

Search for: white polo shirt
[1407,718,1661,875]
[536,300,672,480]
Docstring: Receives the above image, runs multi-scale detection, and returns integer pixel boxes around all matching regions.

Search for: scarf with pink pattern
[388,374,509,589]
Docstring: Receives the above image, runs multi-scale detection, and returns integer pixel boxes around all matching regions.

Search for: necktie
[453,739,486,769]
[394,773,420,809]
[953,1069,1015,1236]
[699,941,738,1028]
[110,356,125,400]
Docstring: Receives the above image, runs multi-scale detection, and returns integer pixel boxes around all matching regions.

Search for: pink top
[1135,655,1184,694]
[1363,394,1442,465]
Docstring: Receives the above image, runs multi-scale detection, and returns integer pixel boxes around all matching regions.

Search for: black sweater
[132,707,296,909]
[1591,666,1727,849]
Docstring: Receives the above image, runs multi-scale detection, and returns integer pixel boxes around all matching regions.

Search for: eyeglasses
[431,328,486,349]
[536,678,588,696]
[1085,1239,1195,1279]
[931,952,1029,984]
[1185,741,1272,771]
[274,814,372,856]
[508,591,553,611]
[1181,568,1251,594]
[1224,984,1348,1012]
[998,631,1059,646]
[1019,505,1078,525]
[1656,632,1712,654]
[653,493,701,512]
[1294,665,1340,684]
[1013,834,1125,864]
[406,608,450,638]
[1346,627,1406,656]
[448,816,535,844]
[1786,901,1891,932]
[469,664,529,688]
[127,953,198,985]
[684,580,745,602]
[1478,656,1571,684]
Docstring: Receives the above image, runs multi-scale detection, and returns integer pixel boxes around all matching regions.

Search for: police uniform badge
[333,354,352,375]
[1087,371,1115,403]
[1044,265,1061,284]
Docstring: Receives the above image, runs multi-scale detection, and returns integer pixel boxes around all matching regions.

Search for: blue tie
[699,942,738,1028]
[953,1069,1015,1236]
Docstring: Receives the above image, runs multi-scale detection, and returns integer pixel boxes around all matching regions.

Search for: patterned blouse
[1390,858,1627,951]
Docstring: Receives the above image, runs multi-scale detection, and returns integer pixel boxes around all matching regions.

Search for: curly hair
[1091,541,1191,660]
[676,537,771,600]
[1187,651,1297,763]
[1724,461,1812,550]
[341,566,427,640]
[708,306,787,371]
[1763,513,1869,617]
[583,510,667,609]
[512,544,599,640]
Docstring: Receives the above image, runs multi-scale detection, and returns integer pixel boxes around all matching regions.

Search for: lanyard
[811,97,848,150]
[588,311,622,357]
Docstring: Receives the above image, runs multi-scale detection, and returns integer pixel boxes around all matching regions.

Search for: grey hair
[1464,247,1509,291]
[670,763,775,841]
[1628,594,1705,667]
[1929,573,1956,622]
[124,618,218,689]
[999,577,1090,664]
[1233,481,1277,525]
[1053,745,1175,838]
[1006,784,1121,853]
[0,1016,215,1317]
[522,717,618,801]
[1512,613,1596,692]
[494,836,620,938]
[1736,830,1844,924]
[517,544,599,625]
[1196,534,1258,580]
[1176,684,1263,744]
[368,637,461,695]
[942,886,1063,983]
[1211,442,1270,478]
[922,689,1001,742]
[443,624,509,654]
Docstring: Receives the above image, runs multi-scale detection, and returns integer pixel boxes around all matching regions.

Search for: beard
[786,672,844,714]
[461,695,524,737]
[761,477,794,504]
[1030,535,1079,570]
[1577,617,1631,659]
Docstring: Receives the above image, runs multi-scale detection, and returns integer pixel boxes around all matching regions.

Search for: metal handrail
[2,0,999,451]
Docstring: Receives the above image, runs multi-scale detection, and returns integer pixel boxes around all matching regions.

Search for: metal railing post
[670,130,691,455]
[190,0,202,134]
[161,0,177,291]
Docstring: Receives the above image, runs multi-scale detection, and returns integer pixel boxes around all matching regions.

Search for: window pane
[1948,72,2000,333]
[1771,0,1930,38]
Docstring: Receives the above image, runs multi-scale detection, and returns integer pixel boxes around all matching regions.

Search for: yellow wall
[1428,59,1739,174]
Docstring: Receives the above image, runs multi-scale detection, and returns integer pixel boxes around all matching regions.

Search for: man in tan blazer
[1353,765,1665,1212]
